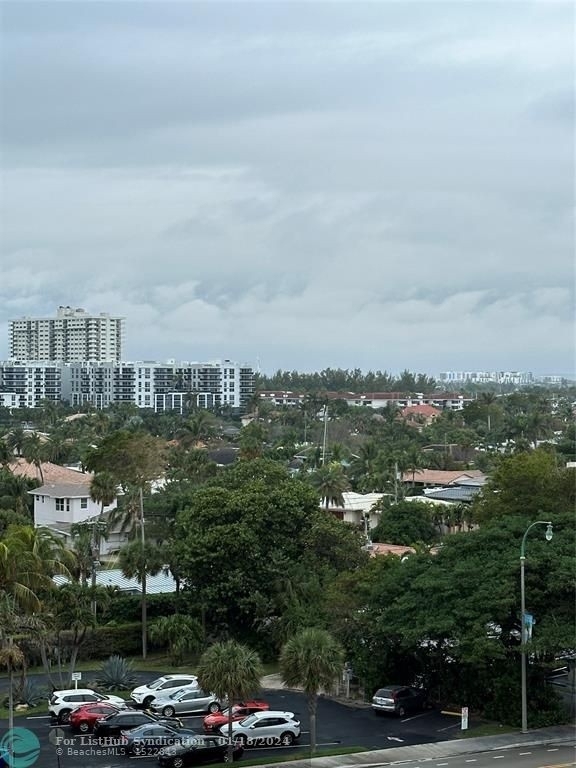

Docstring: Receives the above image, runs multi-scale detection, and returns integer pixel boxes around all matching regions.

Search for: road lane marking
[400,713,429,723]
[519,752,532,755]
[27,715,51,720]
[547,748,560,751]
[492,756,504,760]
[437,723,461,732]
[465,760,477,763]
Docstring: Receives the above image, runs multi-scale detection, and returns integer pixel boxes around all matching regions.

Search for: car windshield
[239,714,258,727]
[148,677,169,690]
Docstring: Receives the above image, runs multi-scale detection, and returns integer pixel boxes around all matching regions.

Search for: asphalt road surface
[9,688,472,768]
[380,743,576,768]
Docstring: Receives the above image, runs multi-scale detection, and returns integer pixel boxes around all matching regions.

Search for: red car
[202,700,270,733]
[69,702,123,733]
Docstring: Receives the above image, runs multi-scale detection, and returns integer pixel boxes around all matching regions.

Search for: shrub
[96,655,138,691]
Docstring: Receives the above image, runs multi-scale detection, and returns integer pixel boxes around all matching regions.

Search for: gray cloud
[0,1,573,376]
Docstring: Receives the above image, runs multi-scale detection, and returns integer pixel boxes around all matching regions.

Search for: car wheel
[58,710,72,725]
[208,702,221,714]
[280,732,295,746]
[142,696,154,708]
[398,706,406,718]
[78,721,90,734]
[162,706,176,718]
[173,758,184,768]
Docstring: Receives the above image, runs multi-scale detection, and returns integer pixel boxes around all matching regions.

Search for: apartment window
[80,498,88,509]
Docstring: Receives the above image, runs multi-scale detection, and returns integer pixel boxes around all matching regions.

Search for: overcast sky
[0,2,573,377]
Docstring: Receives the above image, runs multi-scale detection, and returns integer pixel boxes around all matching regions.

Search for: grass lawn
[460,722,518,738]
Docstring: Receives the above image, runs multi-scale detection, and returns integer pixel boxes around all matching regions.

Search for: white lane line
[547,747,559,751]
[437,723,461,732]
[493,756,504,760]
[465,760,477,763]
[400,712,430,723]
[519,752,532,756]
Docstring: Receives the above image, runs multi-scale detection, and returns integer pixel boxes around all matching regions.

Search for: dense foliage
[0,387,574,727]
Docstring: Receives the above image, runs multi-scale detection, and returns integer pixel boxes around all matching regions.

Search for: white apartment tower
[9,306,124,363]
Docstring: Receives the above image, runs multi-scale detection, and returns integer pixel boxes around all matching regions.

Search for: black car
[93,709,182,738]
[158,736,243,767]
[371,685,429,717]
[121,724,196,756]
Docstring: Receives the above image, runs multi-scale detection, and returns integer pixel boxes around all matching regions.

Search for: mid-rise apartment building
[9,306,124,363]
[0,359,254,413]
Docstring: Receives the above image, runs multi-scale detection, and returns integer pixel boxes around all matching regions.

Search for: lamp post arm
[521,520,552,559]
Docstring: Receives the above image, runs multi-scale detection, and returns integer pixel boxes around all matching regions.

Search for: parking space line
[400,712,430,723]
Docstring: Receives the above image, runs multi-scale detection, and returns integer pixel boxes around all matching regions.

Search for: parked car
[151,688,222,718]
[371,685,429,717]
[158,735,244,767]
[120,724,197,756]
[203,701,269,733]
[93,709,182,738]
[49,689,127,724]
[131,675,199,708]
[69,702,123,733]
[221,711,301,747]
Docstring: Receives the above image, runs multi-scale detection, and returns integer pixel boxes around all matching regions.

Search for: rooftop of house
[401,404,442,418]
[8,458,93,485]
[423,486,482,503]
[363,542,416,558]
[53,568,177,594]
[401,469,486,486]
[28,482,93,497]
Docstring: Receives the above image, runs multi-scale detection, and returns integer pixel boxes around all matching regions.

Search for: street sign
[71,672,81,689]
[461,706,469,730]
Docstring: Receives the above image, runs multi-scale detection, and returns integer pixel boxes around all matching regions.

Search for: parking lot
[11,688,470,768]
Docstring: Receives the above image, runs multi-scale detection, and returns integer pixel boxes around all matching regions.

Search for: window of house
[80,498,88,509]
[55,498,71,512]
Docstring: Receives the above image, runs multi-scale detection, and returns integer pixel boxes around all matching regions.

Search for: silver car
[151,688,222,718]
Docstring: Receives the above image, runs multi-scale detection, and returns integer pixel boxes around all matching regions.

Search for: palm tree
[280,627,345,754]
[0,596,26,759]
[89,471,118,605]
[148,615,203,665]
[195,640,263,762]
[21,432,50,484]
[118,540,165,660]
[309,463,350,509]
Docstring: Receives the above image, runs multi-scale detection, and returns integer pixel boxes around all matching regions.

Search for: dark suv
[372,685,428,717]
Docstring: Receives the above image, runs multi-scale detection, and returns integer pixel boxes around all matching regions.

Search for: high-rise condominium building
[9,306,124,363]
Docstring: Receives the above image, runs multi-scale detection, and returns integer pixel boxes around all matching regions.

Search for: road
[7,688,474,768]
[376,743,575,768]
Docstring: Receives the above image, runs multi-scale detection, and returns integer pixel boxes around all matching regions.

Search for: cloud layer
[1,2,574,376]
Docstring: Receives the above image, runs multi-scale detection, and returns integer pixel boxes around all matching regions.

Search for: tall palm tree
[280,627,345,754]
[118,540,165,660]
[89,471,118,606]
[0,595,26,757]
[196,640,263,762]
[21,432,50,484]
[309,463,350,509]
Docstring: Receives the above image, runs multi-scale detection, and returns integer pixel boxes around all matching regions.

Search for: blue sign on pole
[524,613,535,640]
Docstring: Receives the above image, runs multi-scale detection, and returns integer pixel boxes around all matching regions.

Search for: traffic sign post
[71,671,82,689]
[461,706,469,730]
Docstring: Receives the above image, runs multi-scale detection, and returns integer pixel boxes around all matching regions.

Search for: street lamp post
[520,520,553,733]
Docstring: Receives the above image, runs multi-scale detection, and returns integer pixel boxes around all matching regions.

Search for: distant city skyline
[1,3,573,377]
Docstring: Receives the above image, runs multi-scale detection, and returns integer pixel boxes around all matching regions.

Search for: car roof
[53,689,98,696]
[249,710,294,719]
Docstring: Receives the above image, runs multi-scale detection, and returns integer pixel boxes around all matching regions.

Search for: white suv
[130,675,198,708]
[49,689,127,724]
[222,710,301,747]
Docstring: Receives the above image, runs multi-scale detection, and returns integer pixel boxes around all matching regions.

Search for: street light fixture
[520,520,553,733]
